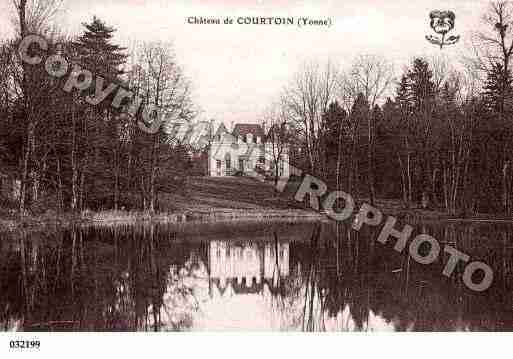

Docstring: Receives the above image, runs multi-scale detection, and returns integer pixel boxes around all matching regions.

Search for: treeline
[3,0,513,217]
[0,1,195,214]
[273,2,513,216]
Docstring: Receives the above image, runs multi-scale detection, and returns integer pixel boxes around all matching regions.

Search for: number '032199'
[9,340,40,350]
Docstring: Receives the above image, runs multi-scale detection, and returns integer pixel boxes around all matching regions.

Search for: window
[258,156,265,165]
[225,153,231,169]
[216,160,222,169]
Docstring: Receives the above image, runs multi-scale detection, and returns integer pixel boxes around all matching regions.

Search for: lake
[1,219,512,331]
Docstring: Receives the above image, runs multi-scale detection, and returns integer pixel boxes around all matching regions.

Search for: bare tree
[11,0,62,214]
[473,0,513,213]
[345,54,394,108]
[263,102,292,190]
[429,54,453,91]
[133,41,195,212]
[340,54,394,204]
[12,0,63,35]
[282,61,338,178]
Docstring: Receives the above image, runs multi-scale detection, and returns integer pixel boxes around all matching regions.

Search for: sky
[0,0,490,126]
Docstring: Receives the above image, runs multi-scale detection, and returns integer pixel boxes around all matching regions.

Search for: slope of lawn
[159,176,308,213]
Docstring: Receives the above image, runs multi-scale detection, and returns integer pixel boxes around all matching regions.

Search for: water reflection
[209,241,289,290]
[1,221,513,331]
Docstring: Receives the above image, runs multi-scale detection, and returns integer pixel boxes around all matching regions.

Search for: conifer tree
[72,17,128,209]
[74,16,127,81]
[483,62,513,114]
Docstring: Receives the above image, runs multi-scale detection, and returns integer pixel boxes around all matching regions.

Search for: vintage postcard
[0,0,511,355]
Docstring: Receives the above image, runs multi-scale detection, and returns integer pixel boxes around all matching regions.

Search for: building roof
[232,124,265,139]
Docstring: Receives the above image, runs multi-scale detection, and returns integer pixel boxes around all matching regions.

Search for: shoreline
[0,208,326,233]
[1,205,513,233]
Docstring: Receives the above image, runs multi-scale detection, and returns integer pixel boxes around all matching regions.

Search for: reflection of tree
[122,224,208,331]
[0,224,209,331]
[2,221,513,331]
[280,221,513,332]
[147,253,209,331]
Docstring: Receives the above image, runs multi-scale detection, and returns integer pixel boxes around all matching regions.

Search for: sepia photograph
[1,0,513,354]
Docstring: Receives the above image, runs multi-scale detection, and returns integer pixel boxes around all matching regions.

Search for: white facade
[207,128,290,178]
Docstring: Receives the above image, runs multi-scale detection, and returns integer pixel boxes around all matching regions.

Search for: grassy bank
[0,177,317,231]
[1,176,511,232]
[0,208,326,232]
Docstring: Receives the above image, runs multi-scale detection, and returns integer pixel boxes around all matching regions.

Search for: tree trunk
[79,166,86,211]
[398,154,408,206]
[19,121,34,215]
[149,135,158,214]
[71,108,79,211]
[336,122,343,193]
[17,0,30,216]
[113,145,120,211]
[431,168,439,207]
[503,160,510,214]
[443,167,449,212]
[31,170,39,203]
[368,113,376,205]
[56,155,64,211]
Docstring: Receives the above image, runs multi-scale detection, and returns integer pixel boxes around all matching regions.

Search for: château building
[208,123,290,178]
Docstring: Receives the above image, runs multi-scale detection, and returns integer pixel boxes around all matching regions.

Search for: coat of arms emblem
[425,10,460,49]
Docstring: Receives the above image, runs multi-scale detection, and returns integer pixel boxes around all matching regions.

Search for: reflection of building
[208,241,289,294]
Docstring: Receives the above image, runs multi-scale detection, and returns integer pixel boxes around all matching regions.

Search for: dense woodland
[275,2,513,216]
[1,0,513,216]
[0,1,195,214]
